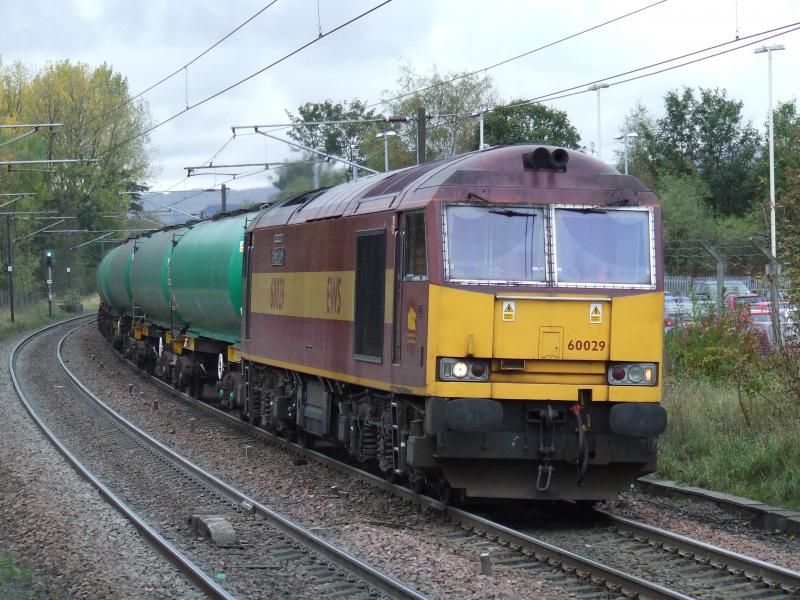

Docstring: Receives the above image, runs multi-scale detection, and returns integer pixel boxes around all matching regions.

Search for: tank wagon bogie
[98,145,667,503]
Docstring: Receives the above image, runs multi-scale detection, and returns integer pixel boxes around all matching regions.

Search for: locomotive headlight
[452,361,469,378]
[627,365,644,383]
[438,358,490,382]
[607,363,658,386]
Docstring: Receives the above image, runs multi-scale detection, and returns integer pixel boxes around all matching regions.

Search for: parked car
[693,280,752,299]
[746,306,796,354]
[664,292,693,331]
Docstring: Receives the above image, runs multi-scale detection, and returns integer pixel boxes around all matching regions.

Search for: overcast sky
[4,0,799,204]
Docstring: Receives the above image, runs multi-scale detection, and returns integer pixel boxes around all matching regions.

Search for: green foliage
[619,88,761,216]
[664,309,763,383]
[272,153,346,198]
[769,101,800,303]
[383,63,498,161]
[657,376,800,509]
[475,101,582,149]
[656,175,713,272]
[0,59,151,299]
[0,552,40,600]
[286,99,378,168]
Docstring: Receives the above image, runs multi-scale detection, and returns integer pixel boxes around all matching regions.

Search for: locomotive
[97,144,667,503]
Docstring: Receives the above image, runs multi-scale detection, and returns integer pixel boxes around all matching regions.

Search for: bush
[664,309,763,382]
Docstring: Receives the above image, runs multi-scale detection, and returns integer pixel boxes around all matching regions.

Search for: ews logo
[326,276,342,314]
[269,277,285,310]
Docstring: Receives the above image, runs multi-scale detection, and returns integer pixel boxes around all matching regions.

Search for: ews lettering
[326,276,342,314]
[269,277,285,310]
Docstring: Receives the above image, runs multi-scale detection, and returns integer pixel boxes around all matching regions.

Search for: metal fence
[665,275,761,296]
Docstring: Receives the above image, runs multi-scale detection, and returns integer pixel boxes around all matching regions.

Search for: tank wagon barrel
[98,145,667,503]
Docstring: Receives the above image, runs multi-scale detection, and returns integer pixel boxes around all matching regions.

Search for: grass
[0,295,97,341]
[656,376,800,510]
[0,552,41,599]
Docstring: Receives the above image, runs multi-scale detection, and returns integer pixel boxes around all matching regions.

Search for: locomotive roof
[249,144,655,230]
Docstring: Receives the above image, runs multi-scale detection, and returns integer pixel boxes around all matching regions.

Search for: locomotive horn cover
[522,146,553,171]
[550,148,569,171]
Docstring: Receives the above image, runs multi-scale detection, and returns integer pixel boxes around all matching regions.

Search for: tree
[649,88,761,216]
[656,174,714,272]
[272,153,346,199]
[286,99,378,168]
[0,59,152,296]
[383,64,498,161]
[614,103,659,187]
[475,102,582,149]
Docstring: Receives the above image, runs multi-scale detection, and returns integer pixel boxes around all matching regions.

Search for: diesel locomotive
[97,144,667,503]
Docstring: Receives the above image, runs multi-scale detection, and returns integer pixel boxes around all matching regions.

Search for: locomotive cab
[392,149,666,501]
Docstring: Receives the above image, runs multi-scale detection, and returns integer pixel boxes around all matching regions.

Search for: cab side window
[403,212,427,280]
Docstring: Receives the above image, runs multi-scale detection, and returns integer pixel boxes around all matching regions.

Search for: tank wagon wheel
[190,377,203,401]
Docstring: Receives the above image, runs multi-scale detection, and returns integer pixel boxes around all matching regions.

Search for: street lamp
[614,132,639,175]
[754,43,785,258]
[587,83,609,160]
[376,131,397,172]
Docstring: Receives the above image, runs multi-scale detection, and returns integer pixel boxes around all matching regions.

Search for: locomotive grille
[354,230,386,361]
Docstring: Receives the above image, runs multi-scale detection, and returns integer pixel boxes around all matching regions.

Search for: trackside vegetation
[0,552,45,600]
[658,311,800,510]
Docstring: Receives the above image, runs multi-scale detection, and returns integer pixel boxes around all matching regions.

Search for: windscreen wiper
[489,208,537,218]
[561,198,632,214]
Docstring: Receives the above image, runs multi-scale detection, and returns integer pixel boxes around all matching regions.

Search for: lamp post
[754,43,785,258]
[614,132,639,175]
[376,131,397,172]
[587,83,609,161]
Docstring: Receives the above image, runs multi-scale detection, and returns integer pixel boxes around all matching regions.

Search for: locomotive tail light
[438,358,490,382]
[607,363,658,386]
[611,366,626,381]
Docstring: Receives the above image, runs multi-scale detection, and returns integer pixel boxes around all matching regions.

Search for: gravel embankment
[0,322,205,600]
[66,323,573,600]
[605,492,800,571]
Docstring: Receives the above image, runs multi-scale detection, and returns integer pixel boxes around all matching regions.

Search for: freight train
[97,144,667,503]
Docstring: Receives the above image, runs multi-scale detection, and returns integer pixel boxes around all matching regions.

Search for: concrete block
[189,514,237,546]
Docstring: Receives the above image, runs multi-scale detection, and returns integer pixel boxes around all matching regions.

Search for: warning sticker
[589,303,603,324]
[502,301,516,322]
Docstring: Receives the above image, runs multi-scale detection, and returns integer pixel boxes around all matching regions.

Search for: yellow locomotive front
[405,183,665,501]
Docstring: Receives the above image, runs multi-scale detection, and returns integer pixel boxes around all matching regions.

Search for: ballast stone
[189,514,237,546]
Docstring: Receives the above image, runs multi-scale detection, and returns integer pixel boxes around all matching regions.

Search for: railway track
[69,317,800,599]
[10,316,428,600]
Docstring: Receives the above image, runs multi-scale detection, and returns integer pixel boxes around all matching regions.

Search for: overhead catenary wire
[115,1,281,112]
[100,1,393,160]
[372,19,800,163]
[367,0,669,111]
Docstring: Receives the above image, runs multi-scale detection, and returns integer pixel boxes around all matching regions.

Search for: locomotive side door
[392,210,428,387]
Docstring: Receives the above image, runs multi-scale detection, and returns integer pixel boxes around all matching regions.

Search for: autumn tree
[0,59,151,296]
[382,64,498,161]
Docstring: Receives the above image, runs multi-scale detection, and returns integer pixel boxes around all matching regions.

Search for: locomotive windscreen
[555,208,652,286]
[445,205,545,283]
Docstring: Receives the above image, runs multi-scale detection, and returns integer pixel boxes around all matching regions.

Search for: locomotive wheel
[299,432,315,449]
[434,481,465,506]
[435,480,453,504]
[410,476,426,494]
